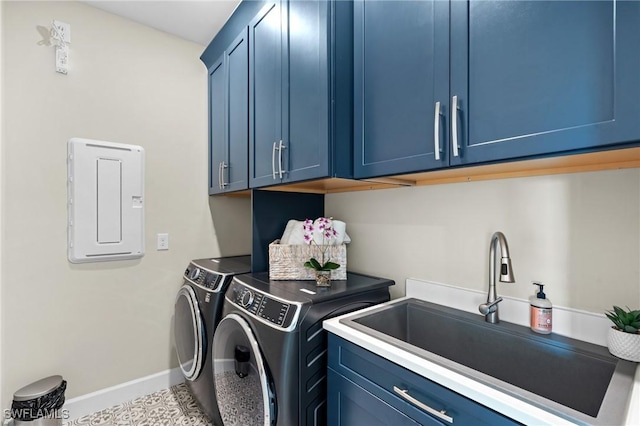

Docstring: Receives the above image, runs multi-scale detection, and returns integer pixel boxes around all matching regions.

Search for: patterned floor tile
[65,384,212,426]
[215,371,263,426]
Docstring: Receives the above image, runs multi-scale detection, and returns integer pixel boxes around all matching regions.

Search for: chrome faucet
[478,231,515,323]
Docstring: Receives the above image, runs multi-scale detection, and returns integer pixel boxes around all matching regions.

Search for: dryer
[211,272,393,426]
[174,255,251,422]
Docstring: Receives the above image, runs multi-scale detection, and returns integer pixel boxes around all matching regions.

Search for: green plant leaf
[606,312,624,329]
[625,312,636,324]
[322,261,340,270]
[613,306,626,318]
[303,261,313,269]
[605,305,640,331]
[309,258,322,270]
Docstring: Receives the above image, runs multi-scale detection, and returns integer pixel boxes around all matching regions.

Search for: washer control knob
[190,268,201,281]
[240,290,254,308]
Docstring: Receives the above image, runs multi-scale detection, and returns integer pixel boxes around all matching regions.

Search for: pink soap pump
[530,282,552,334]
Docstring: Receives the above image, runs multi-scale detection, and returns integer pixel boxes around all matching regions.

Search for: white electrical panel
[68,138,145,263]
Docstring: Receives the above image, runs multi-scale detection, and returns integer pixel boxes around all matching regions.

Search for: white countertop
[323,278,640,425]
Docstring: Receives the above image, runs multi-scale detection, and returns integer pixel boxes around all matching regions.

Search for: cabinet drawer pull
[451,95,460,158]
[220,162,228,188]
[393,386,454,424]
[434,101,442,161]
[278,140,286,179]
[272,141,277,179]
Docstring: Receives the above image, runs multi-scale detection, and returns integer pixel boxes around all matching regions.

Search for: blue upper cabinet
[284,0,330,183]
[208,29,249,194]
[209,56,226,194]
[249,1,283,188]
[356,0,640,178]
[249,0,353,188]
[226,31,250,192]
[450,0,640,165]
[354,0,450,178]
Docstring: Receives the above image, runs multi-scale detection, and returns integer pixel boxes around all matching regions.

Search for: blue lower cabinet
[328,368,426,426]
[327,334,520,426]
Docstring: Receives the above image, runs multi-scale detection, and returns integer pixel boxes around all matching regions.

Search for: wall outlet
[53,20,71,44]
[56,45,68,74]
[157,233,169,251]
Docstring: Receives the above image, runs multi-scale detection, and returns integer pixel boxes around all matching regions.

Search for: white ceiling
[84,0,242,46]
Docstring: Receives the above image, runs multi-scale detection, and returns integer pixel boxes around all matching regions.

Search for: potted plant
[302,218,340,287]
[605,306,640,362]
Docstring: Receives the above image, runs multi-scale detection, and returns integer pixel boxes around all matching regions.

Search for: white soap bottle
[530,282,552,334]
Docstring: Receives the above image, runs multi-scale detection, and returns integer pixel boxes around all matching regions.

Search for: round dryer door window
[174,285,204,380]
[212,314,275,426]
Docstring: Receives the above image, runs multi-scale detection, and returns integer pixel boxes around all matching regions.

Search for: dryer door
[212,313,276,426]
[174,285,205,380]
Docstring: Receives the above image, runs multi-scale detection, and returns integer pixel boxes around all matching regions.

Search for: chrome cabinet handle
[272,142,277,179]
[220,162,228,188]
[393,386,454,424]
[451,95,460,157]
[434,101,442,161]
[278,140,286,179]
[218,162,223,189]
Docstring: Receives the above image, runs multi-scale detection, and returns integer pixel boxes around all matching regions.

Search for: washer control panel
[184,264,222,291]
[229,282,296,329]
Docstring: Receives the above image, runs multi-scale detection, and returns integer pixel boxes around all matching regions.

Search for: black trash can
[11,375,67,426]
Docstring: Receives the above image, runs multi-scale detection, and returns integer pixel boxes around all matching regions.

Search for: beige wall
[3,0,639,413]
[0,0,4,409]
[327,169,640,313]
[1,1,250,408]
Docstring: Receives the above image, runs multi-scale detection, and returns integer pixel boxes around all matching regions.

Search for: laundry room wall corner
[0,0,5,412]
[208,195,251,258]
[1,1,251,411]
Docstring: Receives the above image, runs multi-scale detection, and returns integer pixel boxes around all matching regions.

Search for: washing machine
[211,272,393,426]
[173,255,251,422]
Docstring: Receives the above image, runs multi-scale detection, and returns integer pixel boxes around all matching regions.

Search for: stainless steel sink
[341,298,637,425]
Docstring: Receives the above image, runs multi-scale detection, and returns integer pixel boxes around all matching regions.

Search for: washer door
[174,285,204,380]
[212,314,275,426]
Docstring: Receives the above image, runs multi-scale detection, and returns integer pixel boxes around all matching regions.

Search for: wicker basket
[268,239,347,280]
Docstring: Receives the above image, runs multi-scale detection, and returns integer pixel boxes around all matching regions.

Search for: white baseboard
[64,368,184,421]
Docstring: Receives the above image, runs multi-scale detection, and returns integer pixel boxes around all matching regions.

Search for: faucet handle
[479,297,503,315]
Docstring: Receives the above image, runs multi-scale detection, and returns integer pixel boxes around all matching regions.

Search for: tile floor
[64,383,212,426]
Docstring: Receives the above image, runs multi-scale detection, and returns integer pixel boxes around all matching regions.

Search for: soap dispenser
[530,282,552,334]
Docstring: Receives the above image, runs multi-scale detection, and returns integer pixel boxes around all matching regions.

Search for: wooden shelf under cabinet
[217,146,640,196]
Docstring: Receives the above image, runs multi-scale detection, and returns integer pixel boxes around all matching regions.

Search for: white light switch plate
[157,233,169,250]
